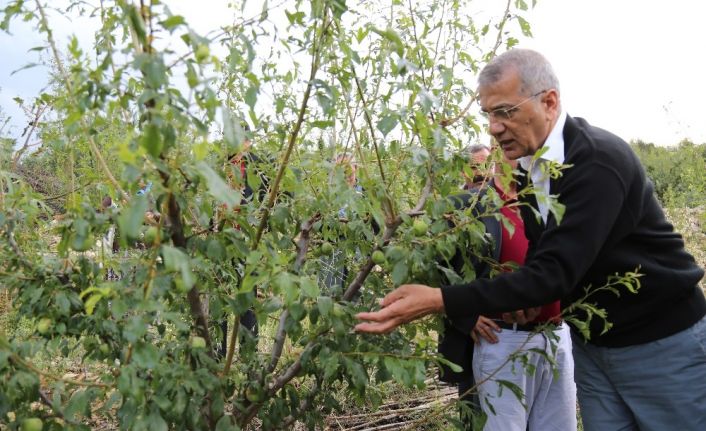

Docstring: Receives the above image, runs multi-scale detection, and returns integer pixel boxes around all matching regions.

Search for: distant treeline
[631,140,706,208]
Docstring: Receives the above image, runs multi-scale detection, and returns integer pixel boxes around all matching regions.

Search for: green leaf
[390,261,408,285]
[259,0,269,21]
[186,63,199,88]
[84,294,103,315]
[328,0,348,19]
[146,410,168,431]
[274,272,299,304]
[206,239,226,260]
[222,108,247,152]
[300,276,320,298]
[245,85,259,110]
[160,15,185,31]
[10,62,40,76]
[310,120,334,129]
[377,113,398,136]
[517,16,532,37]
[215,415,236,431]
[285,10,305,25]
[195,161,241,208]
[140,123,163,157]
[123,316,147,343]
[344,357,368,390]
[133,343,160,369]
[65,389,92,420]
[317,296,333,317]
[161,245,195,290]
[117,195,148,240]
[436,356,463,373]
[371,26,404,57]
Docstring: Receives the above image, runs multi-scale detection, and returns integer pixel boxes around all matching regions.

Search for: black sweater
[441,116,705,347]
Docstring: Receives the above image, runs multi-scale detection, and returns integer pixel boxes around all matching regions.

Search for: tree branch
[343,177,432,301]
[268,213,320,374]
[437,0,512,128]
[12,103,47,170]
[35,0,129,202]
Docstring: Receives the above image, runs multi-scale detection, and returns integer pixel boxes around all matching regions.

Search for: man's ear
[542,89,560,115]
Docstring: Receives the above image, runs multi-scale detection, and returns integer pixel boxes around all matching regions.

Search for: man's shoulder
[563,116,640,172]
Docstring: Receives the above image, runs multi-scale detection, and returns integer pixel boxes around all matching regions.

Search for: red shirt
[495,184,560,322]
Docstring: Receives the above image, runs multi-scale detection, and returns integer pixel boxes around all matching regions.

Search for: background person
[461,144,492,191]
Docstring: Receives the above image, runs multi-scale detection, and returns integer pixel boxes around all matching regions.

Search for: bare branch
[268,213,321,373]
[437,0,512,128]
[35,0,129,202]
[12,103,47,169]
[221,318,240,376]
[343,177,432,301]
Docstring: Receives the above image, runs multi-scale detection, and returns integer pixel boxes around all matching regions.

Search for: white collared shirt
[518,110,567,223]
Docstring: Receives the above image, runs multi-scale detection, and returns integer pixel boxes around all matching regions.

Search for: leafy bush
[0,0,539,429]
[631,140,706,208]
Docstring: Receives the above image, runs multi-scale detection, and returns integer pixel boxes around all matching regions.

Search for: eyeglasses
[480,90,548,122]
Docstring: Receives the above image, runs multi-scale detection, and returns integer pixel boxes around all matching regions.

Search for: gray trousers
[573,315,706,431]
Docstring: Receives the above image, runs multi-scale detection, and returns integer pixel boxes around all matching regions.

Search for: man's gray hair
[478,49,560,96]
[466,144,491,155]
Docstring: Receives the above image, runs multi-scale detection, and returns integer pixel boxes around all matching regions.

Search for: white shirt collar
[518,109,567,170]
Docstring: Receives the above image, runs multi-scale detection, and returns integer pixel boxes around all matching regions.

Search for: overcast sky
[1,0,705,146]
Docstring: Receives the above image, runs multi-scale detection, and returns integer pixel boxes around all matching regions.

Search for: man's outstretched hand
[354,284,445,334]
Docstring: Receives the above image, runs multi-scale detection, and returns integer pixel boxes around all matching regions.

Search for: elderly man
[462,144,492,190]
[357,49,706,431]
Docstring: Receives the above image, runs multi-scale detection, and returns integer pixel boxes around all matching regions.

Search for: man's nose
[487,118,506,136]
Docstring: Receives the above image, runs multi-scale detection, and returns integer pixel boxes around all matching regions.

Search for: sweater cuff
[441,284,476,318]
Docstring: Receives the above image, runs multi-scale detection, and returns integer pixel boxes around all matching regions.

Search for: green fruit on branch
[195,44,210,62]
[412,219,428,236]
[21,418,43,431]
[36,318,52,335]
[371,250,386,265]
[320,241,334,255]
[143,226,159,246]
[245,387,262,403]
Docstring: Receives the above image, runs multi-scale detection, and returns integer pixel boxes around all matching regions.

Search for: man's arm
[357,159,632,332]
[355,284,444,333]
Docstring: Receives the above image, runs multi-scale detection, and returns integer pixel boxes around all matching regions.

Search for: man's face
[478,68,558,160]
[467,148,492,188]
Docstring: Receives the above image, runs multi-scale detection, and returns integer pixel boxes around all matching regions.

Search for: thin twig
[437,0,512,128]
[267,213,320,374]
[221,318,240,376]
[10,353,110,388]
[35,0,129,202]
[12,103,47,169]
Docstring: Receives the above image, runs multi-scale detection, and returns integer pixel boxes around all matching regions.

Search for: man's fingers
[481,327,499,343]
[355,284,442,334]
[503,310,530,324]
[355,308,393,323]
[379,290,404,308]
[471,331,479,344]
[525,307,542,321]
[379,284,416,307]
[502,311,515,324]
[482,318,501,333]
[354,318,401,334]
[474,316,500,343]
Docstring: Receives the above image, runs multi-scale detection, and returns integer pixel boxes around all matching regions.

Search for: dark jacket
[438,187,502,383]
[441,115,706,347]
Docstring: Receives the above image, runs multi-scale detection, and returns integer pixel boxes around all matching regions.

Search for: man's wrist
[432,287,445,313]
